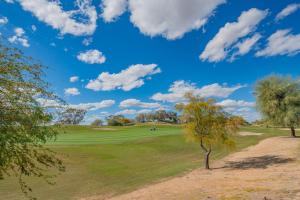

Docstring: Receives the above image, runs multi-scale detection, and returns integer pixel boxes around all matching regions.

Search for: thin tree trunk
[200,139,212,170]
[291,126,296,137]
[204,149,211,169]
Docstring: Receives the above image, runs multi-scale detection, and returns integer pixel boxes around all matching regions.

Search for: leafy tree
[135,113,147,123]
[176,94,239,169]
[90,119,103,126]
[106,115,134,126]
[0,44,64,198]
[58,108,86,125]
[255,75,300,137]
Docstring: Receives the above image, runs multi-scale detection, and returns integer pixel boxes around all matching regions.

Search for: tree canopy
[176,94,239,169]
[255,75,300,137]
[0,44,64,198]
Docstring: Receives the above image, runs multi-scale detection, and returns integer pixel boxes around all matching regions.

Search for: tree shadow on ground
[223,155,295,170]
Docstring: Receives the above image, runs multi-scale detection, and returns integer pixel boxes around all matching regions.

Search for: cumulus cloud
[77,49,106,64]
[151,80,244,103]
[217,99,255,108]
[101,0,127,22]
[64,87,80,96]
[8,27,30,47]
[200,8,268,62]
[216,99,258,122]
[256,29,300,57]
[70,76,79,83]
[101,0,225,40]
[115,108,152,116]
[0,16,8,25]
[69,100,115,111]
[119,98,161,109]
[276,3,300,21]
[36,98,115,111]
[129,0,225,40]
[115,109,137,115]
[86,64,161,91]
[36,98,61,108]
[230,33,261,61]
[15,0,97,36]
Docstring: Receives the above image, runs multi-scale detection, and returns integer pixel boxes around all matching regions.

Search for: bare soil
[100,137,300,200]
[238,131,264,136]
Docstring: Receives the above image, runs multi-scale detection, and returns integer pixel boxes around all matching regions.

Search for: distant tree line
[135,110,179,124]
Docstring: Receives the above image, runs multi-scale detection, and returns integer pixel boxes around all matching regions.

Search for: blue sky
[1,0,300,123]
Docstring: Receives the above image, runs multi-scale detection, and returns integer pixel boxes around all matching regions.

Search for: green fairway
[0,125,290,200]
[47,124,182,145]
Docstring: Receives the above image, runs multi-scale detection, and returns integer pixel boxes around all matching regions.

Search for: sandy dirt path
[93,137,300,200]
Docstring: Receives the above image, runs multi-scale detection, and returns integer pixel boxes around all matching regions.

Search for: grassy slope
[0,125,290,200]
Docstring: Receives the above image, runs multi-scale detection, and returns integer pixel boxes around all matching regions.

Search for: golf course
[0,125,291,200]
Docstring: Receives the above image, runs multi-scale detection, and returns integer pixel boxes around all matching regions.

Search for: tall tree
[58,108,86,125]
[0,44,64,198]
[90,119,103,126]
[176,94,239,169]
[255,75,300,137]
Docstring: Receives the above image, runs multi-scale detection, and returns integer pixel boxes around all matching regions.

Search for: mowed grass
[0,125,290,200]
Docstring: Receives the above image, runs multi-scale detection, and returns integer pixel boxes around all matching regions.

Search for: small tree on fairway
[176,94,239,169]
[255,75,300,137]
[0,43,64,198]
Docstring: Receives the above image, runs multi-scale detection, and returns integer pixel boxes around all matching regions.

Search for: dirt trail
[98,137,300,200]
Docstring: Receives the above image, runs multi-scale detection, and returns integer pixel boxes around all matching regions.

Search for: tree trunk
[291,126,296,137]
[204,150,211,169]
[200,139,212,170]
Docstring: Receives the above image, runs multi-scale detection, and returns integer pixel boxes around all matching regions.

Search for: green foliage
[176,94,239,169]
[90,119,103,126]
[0,44,64,198]
[58,108,87,125]
[255,75,300,136]
[135,110,179,124]
[106,115,134,126]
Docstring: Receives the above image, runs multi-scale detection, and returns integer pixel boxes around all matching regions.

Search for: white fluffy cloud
[69,100,115,111]
[70,76,79,83]
[15,0,97,36]
[200,8,267,62]
[256,29,300,57]
[217,99,255,108]
[101,0,127,22]
[64,87,80,96]
[119,98,161,109]
[217,99,258,122]
[151,80,244,103]
[276,3,300,21]
[115,109,137,115]
[77,49,106,64]
[231,33,261,61]
[0,16,8,25]
[36,98,61,108]
[115,108,152,116]
[8,27,30,47]
[86,64,161,91]
[101,0,225,40]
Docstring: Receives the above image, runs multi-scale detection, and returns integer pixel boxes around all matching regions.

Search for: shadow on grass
[223,155,294,170]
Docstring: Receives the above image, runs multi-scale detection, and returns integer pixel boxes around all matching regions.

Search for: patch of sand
[84,136,300,200]
[238,131,264,136]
